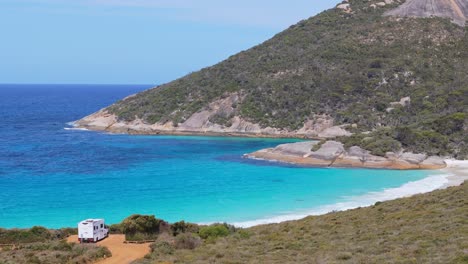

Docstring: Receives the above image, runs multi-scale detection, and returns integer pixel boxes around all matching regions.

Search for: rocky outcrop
[246,141,447,170]
[75,94,350,139]
[385,0,468,26]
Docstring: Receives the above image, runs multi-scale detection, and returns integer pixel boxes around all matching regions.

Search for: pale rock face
[347,146,370,157]
[181,111,212,129]
[385,152,400,160]
[421,156,446,166]
[318,126,352,138]
[337,3,351,10]
[390,96,411,107]
[337,2,352,13]
[248,141,447,170]
[75,109,117,130]
[400,152,427,164]
[297,117,331,137]
[274,142,317,157]
[310,141,345,160]
[179,93,239,130]
[385,0,468,26]
[75,93,351,138]
[296,116,350,138]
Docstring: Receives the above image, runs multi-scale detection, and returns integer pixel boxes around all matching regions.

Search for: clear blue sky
[0,0,337,85]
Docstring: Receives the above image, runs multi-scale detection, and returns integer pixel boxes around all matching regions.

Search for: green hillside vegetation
[337,113,466,157]
[105,0,467,158]
[134,183,468,264]
[0,227,110,264]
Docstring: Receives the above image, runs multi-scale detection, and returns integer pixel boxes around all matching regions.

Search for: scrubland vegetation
[0,227,110,264]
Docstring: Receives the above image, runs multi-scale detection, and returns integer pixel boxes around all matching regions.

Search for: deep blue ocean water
[0,84,435,228]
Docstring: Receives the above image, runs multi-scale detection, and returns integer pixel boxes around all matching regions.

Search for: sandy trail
[67,234,151,264]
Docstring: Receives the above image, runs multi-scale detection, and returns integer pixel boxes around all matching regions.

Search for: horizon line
[0,83,157,86]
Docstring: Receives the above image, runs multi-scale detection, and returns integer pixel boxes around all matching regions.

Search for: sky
[0,0,338,85]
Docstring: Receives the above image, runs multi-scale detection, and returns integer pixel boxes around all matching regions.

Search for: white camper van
[78,219,109,243]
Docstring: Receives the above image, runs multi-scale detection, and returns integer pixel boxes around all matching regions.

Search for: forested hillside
[82,0,467,158]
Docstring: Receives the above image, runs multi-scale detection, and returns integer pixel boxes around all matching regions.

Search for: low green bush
[198,224,232,240]
[121,214,168,241]
[171,220,200,236]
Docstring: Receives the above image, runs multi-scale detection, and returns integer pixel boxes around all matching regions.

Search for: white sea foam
[64,127,89,131]
[229,172,451,228]
[64,121,89,131]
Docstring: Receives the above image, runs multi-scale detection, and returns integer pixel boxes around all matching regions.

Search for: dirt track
[67,234,151,264]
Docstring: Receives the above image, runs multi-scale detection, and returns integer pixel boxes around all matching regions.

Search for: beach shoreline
[441,160,468,188]
[228,160,467,228]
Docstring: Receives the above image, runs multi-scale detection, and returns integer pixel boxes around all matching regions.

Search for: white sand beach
[441,159,468,188]
[230,159,468,228]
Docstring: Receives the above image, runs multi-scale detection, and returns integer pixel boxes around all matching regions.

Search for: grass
[135,182,468,264]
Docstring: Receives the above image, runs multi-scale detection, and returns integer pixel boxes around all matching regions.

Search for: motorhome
[78,219,109,243]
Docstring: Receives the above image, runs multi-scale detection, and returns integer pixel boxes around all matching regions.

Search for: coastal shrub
[198,224,232,240]
[0,239,111,264]
[149,241,174,255]
[0,227,75,244]
[339,133,366,149]
[395,127,449,156]
[171,221,200,236]
[0,227,52,244]
[430,113,466,135]
[337,128,401,156]
[121,214,168,241]
[311,140,326,152]
[174,233,202,250]
[363,137,401,157]
[237,230,251,239]
[82,244,112,260]
[109,223,123,234]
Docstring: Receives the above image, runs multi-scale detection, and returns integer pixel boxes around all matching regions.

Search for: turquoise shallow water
[0,84,432,228]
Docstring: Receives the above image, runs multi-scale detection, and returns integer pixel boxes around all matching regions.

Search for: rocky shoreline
[76,110,448,170]
[74,102,351,139]
[246,141,447,170]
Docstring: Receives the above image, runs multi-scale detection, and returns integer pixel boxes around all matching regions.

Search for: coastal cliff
[246,141,447,169]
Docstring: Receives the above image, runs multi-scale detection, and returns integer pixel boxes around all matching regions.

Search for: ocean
[0,84,447,228]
